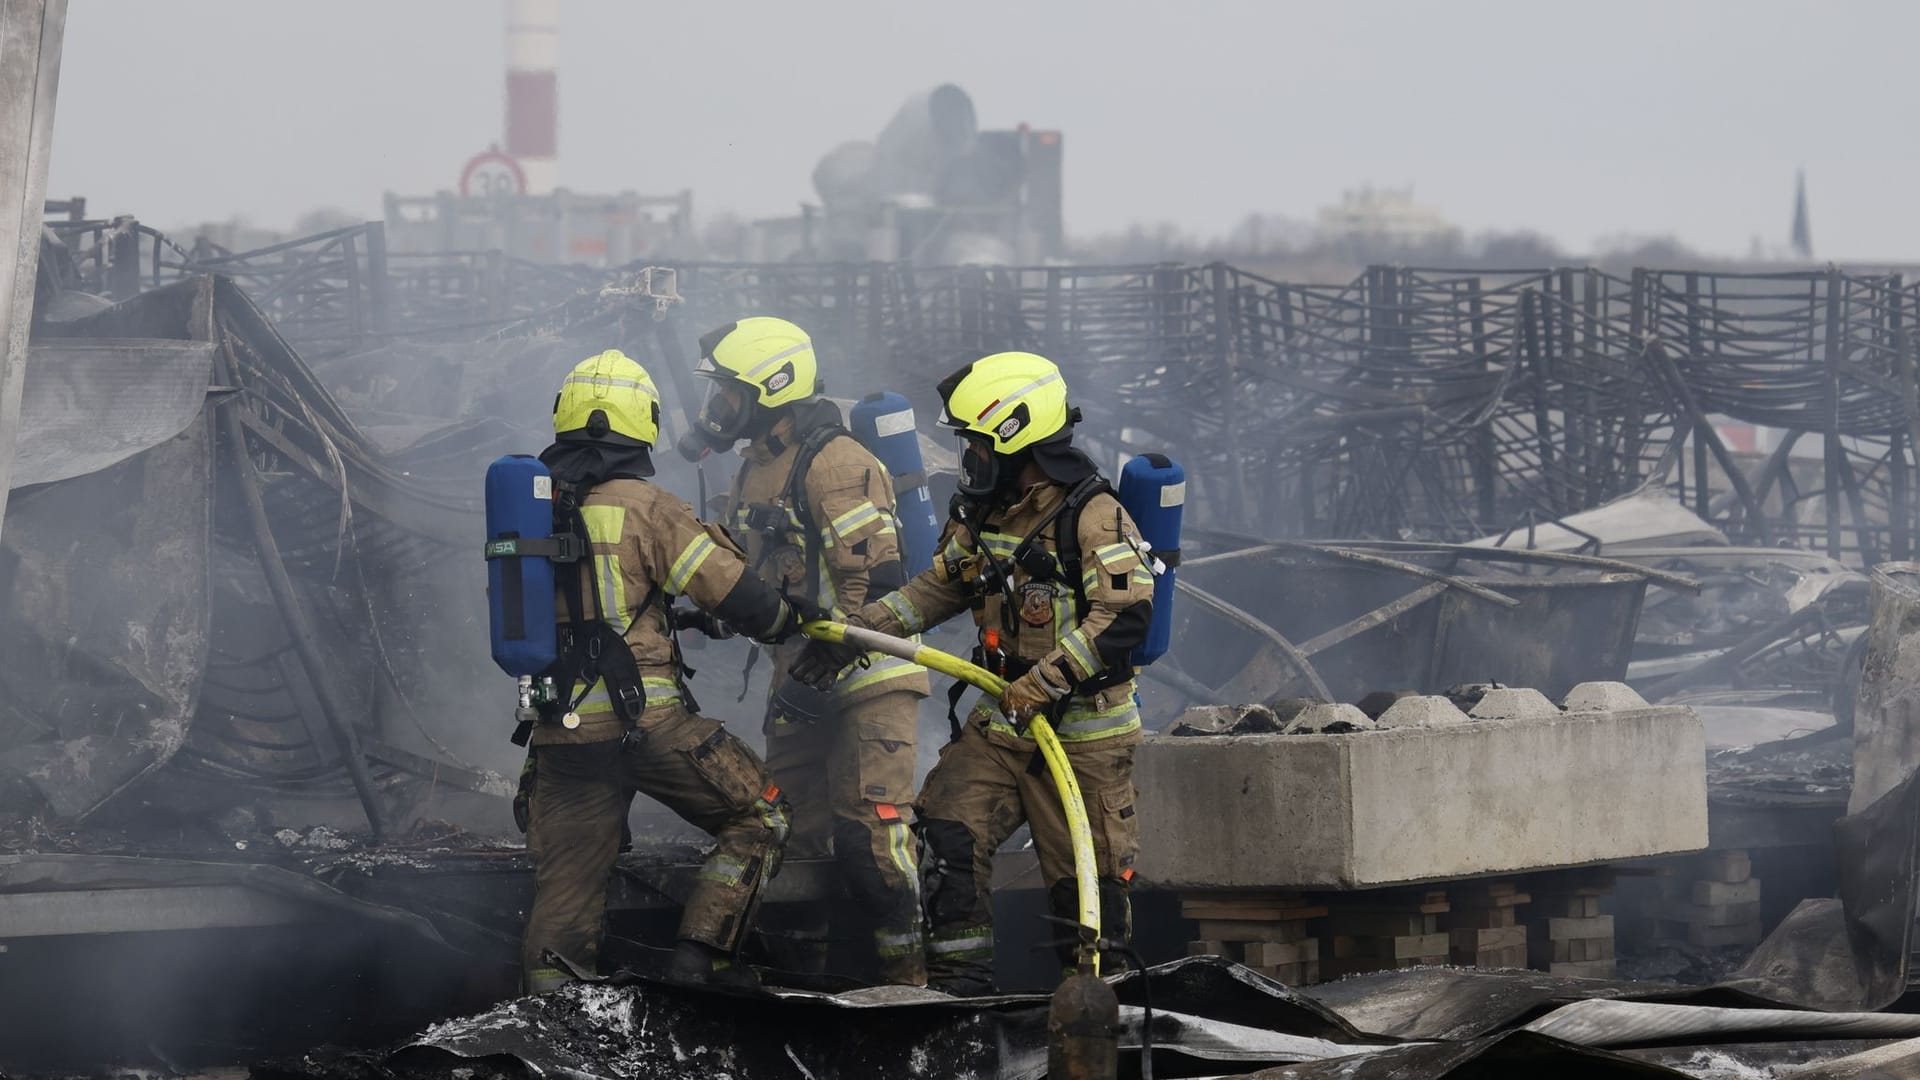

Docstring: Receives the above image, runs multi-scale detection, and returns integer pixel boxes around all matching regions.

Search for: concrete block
[1136,702,1708,889]
[1392,932,1450,960]
[1261,961,1306,985]
[1477,945,1528,969]
[1244,939,1315,967]
[1561,681,1649,713]
[1450,926,1527,952]
[1692,879,1761,906]
[1356,689,1418,719]
[1566,937,1614,962]
[1334,911,1437,936]
[1195,919,1311,943]
[1676,901,1761,929]
[1283,703,1376,734]
[1468,687,1560,720]
[1697,850,1752,883]
[1171,704,1279,735]
[1376,695,1472,729]
[1547,915,1613,940]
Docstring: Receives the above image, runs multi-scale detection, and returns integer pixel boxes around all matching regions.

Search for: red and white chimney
[505,0,559,195]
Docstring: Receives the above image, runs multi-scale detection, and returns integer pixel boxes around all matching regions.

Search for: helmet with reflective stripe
[935,352,1072,454]
[691,317,819,442]
[553,349,660,445]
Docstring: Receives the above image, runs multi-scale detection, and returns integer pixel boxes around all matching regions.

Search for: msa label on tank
[1160,481,1186,508]
[874,408,916,439]
[533,475,553,500]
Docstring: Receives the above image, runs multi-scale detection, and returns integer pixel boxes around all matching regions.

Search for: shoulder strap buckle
[483,533,584,563]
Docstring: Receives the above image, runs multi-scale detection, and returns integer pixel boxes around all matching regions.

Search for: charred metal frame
[44,207,1920,567]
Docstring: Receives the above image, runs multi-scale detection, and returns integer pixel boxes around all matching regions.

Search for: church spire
[1790,169,1812,259]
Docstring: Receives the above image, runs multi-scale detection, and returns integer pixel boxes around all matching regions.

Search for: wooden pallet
[1321,889,1451,978]
[1181,893,1325,985]
[1658,849,1762,949]
[1527,868,1618,978]
[1444,880,1531,969]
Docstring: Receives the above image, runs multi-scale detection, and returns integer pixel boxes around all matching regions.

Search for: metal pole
[219,382,389,838]
[1823,269,1845,559]
[1685,272,1708,520]
[0,0,66,542]
[363,221,391,334]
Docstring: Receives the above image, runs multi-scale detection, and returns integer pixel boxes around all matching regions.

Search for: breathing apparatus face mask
[957,435,1021,500]
[677,381,756,461]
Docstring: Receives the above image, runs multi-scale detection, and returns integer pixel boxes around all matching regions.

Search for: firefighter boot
[668,939,763,990]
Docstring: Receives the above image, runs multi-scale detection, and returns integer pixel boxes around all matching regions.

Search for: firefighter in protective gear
[520,349,805,993]
[791,352,1154,996]
[681,317,932,986]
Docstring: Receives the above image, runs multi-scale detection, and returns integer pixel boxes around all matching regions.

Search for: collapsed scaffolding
[43,214,1920,565]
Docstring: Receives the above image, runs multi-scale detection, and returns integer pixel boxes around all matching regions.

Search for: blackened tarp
[1240,1031,1698,1079]
[382,957,1382,1080]
[3,274,498,823]
[0,853,450,947]
[256,957,1382,1079]
[9,339,216,489]
[0,402,211,817]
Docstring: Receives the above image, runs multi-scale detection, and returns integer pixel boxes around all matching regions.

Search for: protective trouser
[761,690,924,985]
[915,719,1140,995]
[521,705,789,992]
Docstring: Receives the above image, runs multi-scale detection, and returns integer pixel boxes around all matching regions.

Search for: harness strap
[736,422,851,607]
[944,680,967,743]
[529,489,675,739]
[787,425,853,605]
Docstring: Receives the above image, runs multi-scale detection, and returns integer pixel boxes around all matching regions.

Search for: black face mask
[675,426,734,463]
[958,436,1023,500]
[695,381,756,444]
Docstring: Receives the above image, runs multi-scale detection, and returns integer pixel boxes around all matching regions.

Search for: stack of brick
[1662,850,1762,949]
[1443,881,1530,969]
[1182,893,1325,985]
[1324,890,1450,978]
[1527,871,1616,978]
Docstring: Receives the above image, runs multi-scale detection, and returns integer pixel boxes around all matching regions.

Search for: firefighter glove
[672,606,736,640]
[1001,660,1072,732]
[788,637,862,690]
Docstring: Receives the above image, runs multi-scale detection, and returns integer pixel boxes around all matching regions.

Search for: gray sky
[46,0,1920,259]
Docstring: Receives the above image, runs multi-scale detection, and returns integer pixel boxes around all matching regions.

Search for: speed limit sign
[459,148,528,198]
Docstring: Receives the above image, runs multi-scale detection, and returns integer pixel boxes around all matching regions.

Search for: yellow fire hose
[800,620,1102,974]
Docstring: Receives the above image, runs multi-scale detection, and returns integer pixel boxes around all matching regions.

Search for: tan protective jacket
[854,480,1155,746]
[728,412,931,705]
[538,478,763,745]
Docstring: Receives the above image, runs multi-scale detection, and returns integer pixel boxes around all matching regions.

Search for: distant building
[1315,186,1457,251]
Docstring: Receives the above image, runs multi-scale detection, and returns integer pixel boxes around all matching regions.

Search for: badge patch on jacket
[1018,581,1058,626]
[771,544,808,592]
